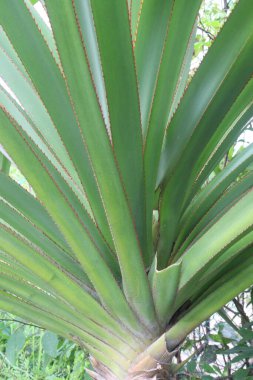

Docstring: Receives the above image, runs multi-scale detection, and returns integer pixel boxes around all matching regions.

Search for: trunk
[85,334,179,380]
[87,359,175,380]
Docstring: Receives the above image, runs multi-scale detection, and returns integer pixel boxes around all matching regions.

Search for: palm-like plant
[0,0,253,378]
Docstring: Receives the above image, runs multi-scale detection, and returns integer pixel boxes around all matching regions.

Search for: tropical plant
[0,0,253,379]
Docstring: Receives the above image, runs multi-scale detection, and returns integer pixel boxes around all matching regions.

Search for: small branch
[0,318,43,329]
[233,298,250,325]
[223,152,229,168]
[224,304,238,315]
[223,0,230,12]
[218,308,240,335]
[198,21,215,40]
[245,120,253,131]
[173,342,207,372]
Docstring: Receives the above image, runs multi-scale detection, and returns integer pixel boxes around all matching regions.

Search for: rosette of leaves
[0,0,253,379]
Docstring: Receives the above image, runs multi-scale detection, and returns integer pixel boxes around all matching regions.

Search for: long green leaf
[130,0,142,41]
[141,0,200,262]
[160,0,253,184]
[24,0,60,66]
[0,152,10,174]
[0,27,28,79]
[0,106,145,336]
[158,0,253,265]
[177,188,253,301]
[0,88,118,272]
[134,0,174,135]
[166,248,253,351]
[0,173,68,253]
[1,200,92,290]
[88,0,146,257]
[0,85,89,216]
[175,143,253,253]
[0,46,83,197]
[0,271,131,354]
[174,171,253,260]
[0,250,75,297]
[45,0,158,331]
[32,145,119,275]
[0,222,139,346]
[74,0,109,129]
[199,231,253,287]
[0,248,132,356]
[0,0,114,250]
[190,78,253,196]
[0,291,127,377]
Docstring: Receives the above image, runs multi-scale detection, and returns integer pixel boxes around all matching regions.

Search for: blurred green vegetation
[0,312,92,380]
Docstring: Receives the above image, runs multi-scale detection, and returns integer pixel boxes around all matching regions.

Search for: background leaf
[42,332,59,358]
[5,328,25,365]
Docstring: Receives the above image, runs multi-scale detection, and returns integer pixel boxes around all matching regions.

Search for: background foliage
[0,311,92,380]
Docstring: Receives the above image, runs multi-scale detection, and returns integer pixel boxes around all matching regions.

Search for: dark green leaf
[233,368,250,379]
[201,347,217,364]
[187,360,197,373]
[201,363,217,374]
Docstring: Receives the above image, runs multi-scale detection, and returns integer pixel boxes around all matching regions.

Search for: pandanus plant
[0,0,253,378]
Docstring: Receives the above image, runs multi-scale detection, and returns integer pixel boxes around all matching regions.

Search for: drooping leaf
[148,258,181,326]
